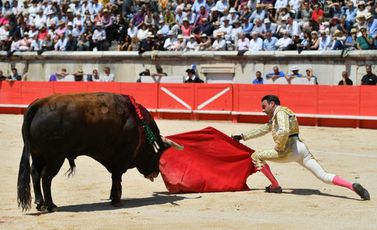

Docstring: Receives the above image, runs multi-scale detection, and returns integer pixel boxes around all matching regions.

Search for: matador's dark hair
[261,95,280,105]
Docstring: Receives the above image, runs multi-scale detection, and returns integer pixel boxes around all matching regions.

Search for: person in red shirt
[311,4,324,23]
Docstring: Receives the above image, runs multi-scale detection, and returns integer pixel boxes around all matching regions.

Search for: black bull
[17,92,172,212]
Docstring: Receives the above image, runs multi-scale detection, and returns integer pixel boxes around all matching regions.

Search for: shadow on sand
[251,187,358,200]
[26,192,198,214]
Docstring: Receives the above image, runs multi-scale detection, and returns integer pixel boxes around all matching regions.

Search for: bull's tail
[64,157,76,177]
[17,99,42,211]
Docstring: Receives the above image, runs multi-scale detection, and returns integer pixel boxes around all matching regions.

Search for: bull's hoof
[43,203,58,212]
[111,199,122,207]
[36,202,44,211]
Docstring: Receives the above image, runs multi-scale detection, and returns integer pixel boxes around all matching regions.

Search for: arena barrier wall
[1,81,376,129]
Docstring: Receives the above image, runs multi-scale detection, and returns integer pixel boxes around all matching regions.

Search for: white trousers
[252,137,335,184]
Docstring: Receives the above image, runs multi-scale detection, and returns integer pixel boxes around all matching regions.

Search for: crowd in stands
[48,66,115,81]
[252,64,377,85]
[0,0,376,53]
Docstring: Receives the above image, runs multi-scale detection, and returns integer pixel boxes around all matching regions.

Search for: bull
[17,92,179,212]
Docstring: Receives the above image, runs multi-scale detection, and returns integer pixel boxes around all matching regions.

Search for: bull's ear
[161,136,184,150]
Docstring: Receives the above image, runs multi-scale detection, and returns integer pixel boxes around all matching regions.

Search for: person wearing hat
[356,1,368,19]
[356,27,373,50]
[309,30,319,49]
[227,7,239,25]
[184,68,204,83]
[330,29,346,50]
[92,21,109,51]
[209,31,226,51]
[139,32,156,54]
[163,31,177,50]
[197,33,211,51]
[153,30,166,51]
[262,18,277,36]
[73,69,85,81]
[285,66,302,83]
[173,34,186,51]
[231,19,242,42]
[181,17,193,39]
[318,29,332,50]
[345,28,358,48]
[365,13,377,47]
[185,34,199,51]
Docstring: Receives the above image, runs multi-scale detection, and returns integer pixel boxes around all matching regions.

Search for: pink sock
[332,175,354,190]
[260,164,280,188]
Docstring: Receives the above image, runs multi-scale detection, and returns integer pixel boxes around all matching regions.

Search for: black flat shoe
[265,185,282,193]
[353,183,370,200]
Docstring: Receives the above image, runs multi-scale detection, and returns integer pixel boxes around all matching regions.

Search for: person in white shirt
[318,30,332,50]
[237,32,250,51]
[100,67,115,82]
[275,29,292,50]
[184,34,198,51]
[210,32,226,51]
[249,31,263,51]
[163,31,177,50]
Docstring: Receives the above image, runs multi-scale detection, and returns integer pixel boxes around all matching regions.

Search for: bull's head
[137,136,183,182]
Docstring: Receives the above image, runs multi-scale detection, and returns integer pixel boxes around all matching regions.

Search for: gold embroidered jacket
[242,106,299,151]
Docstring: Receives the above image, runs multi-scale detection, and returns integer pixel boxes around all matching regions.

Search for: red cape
[159,127,256,193]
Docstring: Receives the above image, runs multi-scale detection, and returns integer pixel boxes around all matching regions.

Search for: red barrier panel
[233,84,278,113]
[21,82,54,104]
[359,86,377,116]
[53,82,88,94]
[317,86,360,115]
[87,82,121,93]
[158,84,195,112]
[0,81,22,104]
[120,83,158,110]
[278,85,318,114]
[194,84,233,113]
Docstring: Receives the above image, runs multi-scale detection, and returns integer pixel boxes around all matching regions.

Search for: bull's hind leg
[41,156,65,212]
[110,173,122,206]
[31,157,44,210]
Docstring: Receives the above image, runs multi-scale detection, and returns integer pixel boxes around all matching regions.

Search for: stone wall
[1,50,376,85]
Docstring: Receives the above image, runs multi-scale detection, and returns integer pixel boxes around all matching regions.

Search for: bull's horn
[162,136,184,150]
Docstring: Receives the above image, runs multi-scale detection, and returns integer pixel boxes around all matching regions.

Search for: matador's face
[261,100,275,117]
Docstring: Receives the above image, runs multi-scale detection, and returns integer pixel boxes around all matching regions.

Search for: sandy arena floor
[0,114,376,230]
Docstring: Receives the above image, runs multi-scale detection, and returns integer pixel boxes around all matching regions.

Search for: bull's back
[28,93,136,157]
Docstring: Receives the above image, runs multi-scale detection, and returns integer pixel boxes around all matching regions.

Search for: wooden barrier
[0,81,376,129]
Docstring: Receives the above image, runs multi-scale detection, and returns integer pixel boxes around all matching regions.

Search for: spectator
[263,30,278,51]
[252,70,264,84]
[249,31,263,51]
[87,69,100,82]
[92,22,108,51]
[163,30,177,50]
[210,32,226,51]
[356,27,373,50]
[237,32,250,51]
[73,69,85,81]
[173,34,186,51]
[318,30,332,50]
[275,29,292,50]
[10,67,21,81]
[309,31,319,50]
[266,65,285,81]
[184,68,204,83]
[139,32,155,53]
[285,66,302,83]
[331,30,345,50]
[185,34,199,51]
[262,18,277,36]
[338,71,353,85]
[100,66,115,82]
[361,65,377,85]
[344,1,357,31]
[197,33,211,51]
[365,13,377,47]
[344,28,358,49]
[304,68,318,85]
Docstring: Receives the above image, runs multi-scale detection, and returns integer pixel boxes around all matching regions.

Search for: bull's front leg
[110,173,122,206]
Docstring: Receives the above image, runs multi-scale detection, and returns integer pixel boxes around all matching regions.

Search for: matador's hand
[274,145,283,153]
[231,134,242,142]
